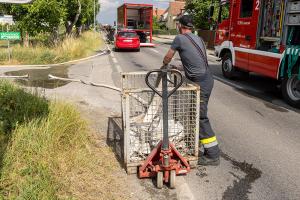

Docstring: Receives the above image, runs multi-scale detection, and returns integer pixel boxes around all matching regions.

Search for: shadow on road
[209,64,300,113]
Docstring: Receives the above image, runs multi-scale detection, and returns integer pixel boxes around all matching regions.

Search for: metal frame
[121,72,200,171]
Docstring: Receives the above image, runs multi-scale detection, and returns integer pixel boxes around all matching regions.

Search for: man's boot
[198,155,220,166]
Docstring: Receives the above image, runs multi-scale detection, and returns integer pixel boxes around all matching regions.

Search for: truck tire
[281,74,300,108]
[222,52,236,79]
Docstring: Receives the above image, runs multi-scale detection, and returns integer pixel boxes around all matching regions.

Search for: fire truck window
[240,0,254,18]
[217,3,230,23]
[222,4,230,20]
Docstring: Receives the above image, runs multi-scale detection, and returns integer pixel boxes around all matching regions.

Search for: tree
[185,0,211,30]
[8,0,65,36]
[0,0,100,42]
[76,0,100,35]
[186,0,230,30]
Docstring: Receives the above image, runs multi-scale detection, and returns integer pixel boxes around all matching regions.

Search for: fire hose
[48,74,148,106]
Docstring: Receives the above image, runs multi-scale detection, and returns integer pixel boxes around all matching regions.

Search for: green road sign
[0,32,21,40]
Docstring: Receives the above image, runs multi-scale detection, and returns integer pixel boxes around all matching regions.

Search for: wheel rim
[287,75,300,101]
[169,170,176,189]
[223,58,233,72]
[157,172,163,189]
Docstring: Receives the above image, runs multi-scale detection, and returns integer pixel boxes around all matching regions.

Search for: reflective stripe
[200,136,217,144]
[203,141,218,148]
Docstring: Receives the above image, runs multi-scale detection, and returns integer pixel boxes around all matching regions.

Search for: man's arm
[163,49,176,66]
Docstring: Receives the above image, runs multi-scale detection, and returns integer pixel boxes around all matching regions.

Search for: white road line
[176,177,196,200]
[115,64,122,73]
[112,57,118,64]
[208,55,218,60]
[149,48,160,54]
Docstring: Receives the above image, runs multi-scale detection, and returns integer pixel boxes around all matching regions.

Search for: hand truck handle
[145,69,184,98]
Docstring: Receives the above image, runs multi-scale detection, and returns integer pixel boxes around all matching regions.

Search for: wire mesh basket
[121,71,200,173]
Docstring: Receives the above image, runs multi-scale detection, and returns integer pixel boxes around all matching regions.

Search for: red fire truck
[117,3,154,47]
[213,0,300,108]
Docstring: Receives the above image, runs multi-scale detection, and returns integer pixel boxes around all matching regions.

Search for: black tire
[136,48,140,52]
[222,52,236,79]
[281,74,300,108]
[114,47,119,52]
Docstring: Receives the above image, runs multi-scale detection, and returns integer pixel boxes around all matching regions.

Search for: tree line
[0,0,100,43]
[185,0,229,30]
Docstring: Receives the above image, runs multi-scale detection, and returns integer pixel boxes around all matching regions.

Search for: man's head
[178,15,194,34]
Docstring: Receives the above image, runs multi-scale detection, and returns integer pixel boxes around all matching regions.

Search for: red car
[114,30,140,52]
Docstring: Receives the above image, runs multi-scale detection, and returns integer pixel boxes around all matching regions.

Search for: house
[160,0,186,30]
[153,8,165,19]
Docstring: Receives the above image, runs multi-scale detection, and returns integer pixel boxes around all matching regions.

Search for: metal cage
[121,71,200,174]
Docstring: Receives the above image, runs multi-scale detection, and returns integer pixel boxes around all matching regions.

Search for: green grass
[0,80,49,133]
[0,31,103,65]
[0,81,127,200]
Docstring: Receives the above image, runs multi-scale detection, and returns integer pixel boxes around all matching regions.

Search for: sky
[98,0,169,25]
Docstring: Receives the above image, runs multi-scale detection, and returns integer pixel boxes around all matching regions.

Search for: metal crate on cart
[121,71,200,174]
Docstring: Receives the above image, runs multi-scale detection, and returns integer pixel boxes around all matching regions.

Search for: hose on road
[48,74,148,106]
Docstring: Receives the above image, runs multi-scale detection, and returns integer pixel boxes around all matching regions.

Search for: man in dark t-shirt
[163,15,220,166]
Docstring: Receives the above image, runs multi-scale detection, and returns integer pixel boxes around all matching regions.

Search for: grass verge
[0,81,126,200]
[0,31,103,65]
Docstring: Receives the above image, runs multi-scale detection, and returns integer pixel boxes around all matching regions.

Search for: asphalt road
[110,41,300,200]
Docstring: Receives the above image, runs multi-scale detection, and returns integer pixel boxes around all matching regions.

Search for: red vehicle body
[214,0,300,108]
[115,30,140,51]
[117,3,154,47]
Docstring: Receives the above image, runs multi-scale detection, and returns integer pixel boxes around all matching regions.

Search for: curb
[0,50,110,68]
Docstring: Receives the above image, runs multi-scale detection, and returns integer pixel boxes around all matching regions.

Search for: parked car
[114,30,140,52]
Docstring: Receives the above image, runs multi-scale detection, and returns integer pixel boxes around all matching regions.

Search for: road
[109,41,300,200]
[1,38,299,200]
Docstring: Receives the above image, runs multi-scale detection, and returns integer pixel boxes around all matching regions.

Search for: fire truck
[117,3,154,47]
[213,0,300,108]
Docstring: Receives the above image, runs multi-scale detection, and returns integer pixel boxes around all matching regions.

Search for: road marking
[176,177,196,200]
[115,64,122,73]
[112,57,118,64]
[149,48,160,54]
[208,55,218,60]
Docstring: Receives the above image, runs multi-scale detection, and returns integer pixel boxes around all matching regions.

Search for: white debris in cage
[129,118,186,161]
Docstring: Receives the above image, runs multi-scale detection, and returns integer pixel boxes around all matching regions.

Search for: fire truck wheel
[282,74,300,109]
[169,170,176,189]
[156,171,163,189]
[222,52,236,79]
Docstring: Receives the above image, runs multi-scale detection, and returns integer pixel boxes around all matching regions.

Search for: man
[163,15,220,166]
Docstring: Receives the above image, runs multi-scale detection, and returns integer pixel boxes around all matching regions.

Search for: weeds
[0,80,49,134]
[0,31,103,65]
[0,82,126,200]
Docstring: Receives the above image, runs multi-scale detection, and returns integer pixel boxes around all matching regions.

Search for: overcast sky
[98,0,169,25]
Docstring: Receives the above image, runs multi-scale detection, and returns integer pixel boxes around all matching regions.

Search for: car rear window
[118,32,137,38]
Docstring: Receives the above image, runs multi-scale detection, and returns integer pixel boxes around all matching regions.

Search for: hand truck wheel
[169,170,176,189]
[156,171,163,189]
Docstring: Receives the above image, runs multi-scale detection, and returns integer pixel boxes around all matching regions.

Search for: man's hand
[163,49,176,66]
